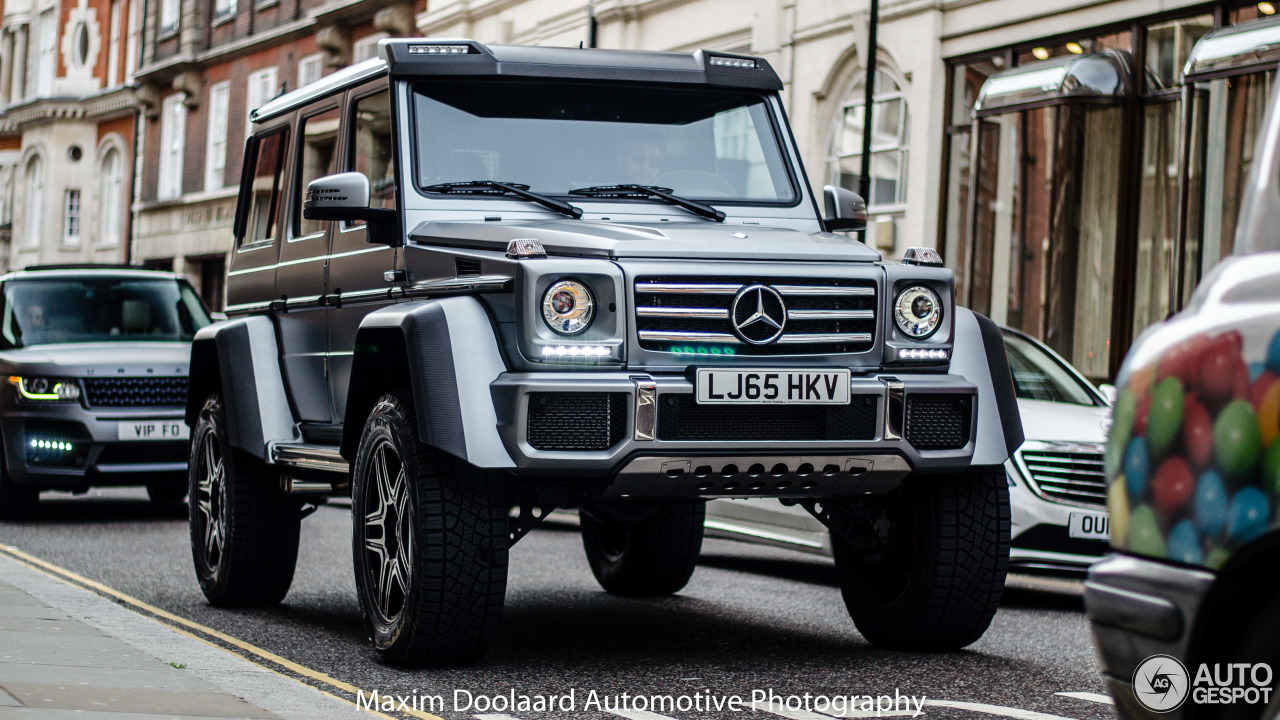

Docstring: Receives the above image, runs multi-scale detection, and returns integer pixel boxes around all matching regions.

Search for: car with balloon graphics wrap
[1086,55,1280,720]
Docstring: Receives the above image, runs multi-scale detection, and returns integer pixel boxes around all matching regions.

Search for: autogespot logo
[1134,655,1191,713]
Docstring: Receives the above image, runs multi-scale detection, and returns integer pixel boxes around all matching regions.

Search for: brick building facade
[130,0,421,309]
[0,0,140,271]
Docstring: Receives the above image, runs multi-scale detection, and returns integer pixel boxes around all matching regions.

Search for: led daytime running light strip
[30,439,74,451]
[899,348,949,360]
[540,345,611,359]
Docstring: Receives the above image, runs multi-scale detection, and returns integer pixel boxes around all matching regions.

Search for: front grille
[658,394,878,441]
[83,377,188,408]
[634,276,876,355]
[526,393,628,451]
[1019,448,1107,506]
[904,394,972,450]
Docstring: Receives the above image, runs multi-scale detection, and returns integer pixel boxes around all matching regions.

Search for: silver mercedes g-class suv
[187,39,1024,667]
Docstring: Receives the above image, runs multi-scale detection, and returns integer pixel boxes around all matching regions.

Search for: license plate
[1068,512,1110,540]
[118,420,190,441]
[695,369,851,404]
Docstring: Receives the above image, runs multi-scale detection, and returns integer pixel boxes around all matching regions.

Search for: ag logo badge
[1134,654,1190,712]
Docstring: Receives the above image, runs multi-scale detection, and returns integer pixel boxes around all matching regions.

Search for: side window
[242,129,289,246]
[295,107,340,237]
[350,90,396,222]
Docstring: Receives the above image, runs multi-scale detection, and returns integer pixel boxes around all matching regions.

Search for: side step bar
[271,443,349,474]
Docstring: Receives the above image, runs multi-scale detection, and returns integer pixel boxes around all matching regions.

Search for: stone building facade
[0,0,139,271]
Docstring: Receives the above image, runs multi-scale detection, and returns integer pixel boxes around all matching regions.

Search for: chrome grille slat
[1017,448,1107,507]
[634,276,877,355]
[637,307,730,319]
[787,309,874,320]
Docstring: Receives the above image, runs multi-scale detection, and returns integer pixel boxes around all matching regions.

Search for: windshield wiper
[569,184,726,222]
[423,180,583,219]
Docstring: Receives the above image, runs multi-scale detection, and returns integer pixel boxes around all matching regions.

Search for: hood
[0,342,191,377]
[1016,398,1110,444]
[407,219,883,262]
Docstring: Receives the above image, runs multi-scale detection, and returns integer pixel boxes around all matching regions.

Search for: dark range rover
[188,39,1024,666]
[0,265,210,517]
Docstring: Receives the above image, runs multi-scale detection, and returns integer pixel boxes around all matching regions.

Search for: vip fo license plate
[1068,512,1110,540]
[696,369,851,405]
[118,420,190,441]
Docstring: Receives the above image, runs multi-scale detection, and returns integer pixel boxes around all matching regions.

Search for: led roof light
[408,44,473,55]
[709,56,757,68]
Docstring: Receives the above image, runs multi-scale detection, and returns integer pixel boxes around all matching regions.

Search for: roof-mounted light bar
[407,44,475,55]
[708,55,757,68]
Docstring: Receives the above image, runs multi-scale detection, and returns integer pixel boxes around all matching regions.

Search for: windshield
[1002,331,1099,406]
[0,277,211,348]
[412,80,797,204]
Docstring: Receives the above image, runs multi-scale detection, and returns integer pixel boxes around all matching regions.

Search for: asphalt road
[0,488,1116,720]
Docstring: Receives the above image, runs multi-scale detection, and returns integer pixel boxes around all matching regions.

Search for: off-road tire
[352,392,509,667]
[1221,596,1280,720]
[832,465,1009,650]
[189,395,301,606]
[580,501,705,597]
[0,463,37,520]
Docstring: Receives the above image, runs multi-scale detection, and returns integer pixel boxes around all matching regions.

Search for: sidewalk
[0,553,377,720]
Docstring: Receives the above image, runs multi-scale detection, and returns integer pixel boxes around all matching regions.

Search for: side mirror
[303,172,400,247]
[823,185,867,233]
[1098,383,1118,406]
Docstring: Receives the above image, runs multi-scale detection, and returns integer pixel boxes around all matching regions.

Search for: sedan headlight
[894,285,942,339]
[9,376,80,401]
[542,280,594,335]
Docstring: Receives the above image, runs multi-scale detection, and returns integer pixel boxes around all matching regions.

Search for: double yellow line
[0,544,444,720]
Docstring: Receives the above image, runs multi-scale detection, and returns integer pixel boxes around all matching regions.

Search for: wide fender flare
[186,315,299,461]
[341,296,515,468]
[948,307,1025,465]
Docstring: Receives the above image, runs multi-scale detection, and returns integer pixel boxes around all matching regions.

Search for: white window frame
[107,0,122,86]
[158,94,186,201]
[297,53,322,90]
[63,189,81,246]
[204,80,230,191]
[160,0,179,35]
[825,68,911,212]
[245,67,277,134]
[35,8,57,97]
[99,148,123,246]
[352,33,387,63]
[23,157,43,248]
[213,0,235,22]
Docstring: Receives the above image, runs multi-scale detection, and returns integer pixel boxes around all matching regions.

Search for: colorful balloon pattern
[1108,328,1280,569]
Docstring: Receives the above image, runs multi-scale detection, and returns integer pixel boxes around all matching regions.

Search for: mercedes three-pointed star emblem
[730,284,787,345]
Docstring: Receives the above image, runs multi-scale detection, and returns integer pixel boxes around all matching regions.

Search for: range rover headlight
[9,376,80,401]
[542,280,595,335]
[894,286,942,339]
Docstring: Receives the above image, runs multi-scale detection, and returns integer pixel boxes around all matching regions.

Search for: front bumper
[1,403,188,490]
[491,370,978,498]
[1085,553,1216,720]
[1009,465,1109,572]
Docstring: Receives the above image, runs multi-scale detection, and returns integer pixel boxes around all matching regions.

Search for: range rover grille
[634,276,877,355]
[82,377,188,408]
[1018,448,1108,507]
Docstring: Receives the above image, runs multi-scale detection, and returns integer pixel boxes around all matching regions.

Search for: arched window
[23,156,43,247]
[826,68,910,208]
[99,148,123,245]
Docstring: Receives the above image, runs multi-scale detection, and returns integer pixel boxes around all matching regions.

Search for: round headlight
[894,285,942,338]
[542,280,595,335]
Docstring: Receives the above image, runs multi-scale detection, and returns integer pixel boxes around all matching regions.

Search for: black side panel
[408,304,467,459]
[972,313,1025,455]
[215,322,264,454]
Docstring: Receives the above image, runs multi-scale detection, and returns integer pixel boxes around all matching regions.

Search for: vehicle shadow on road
[2,495,189,524]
